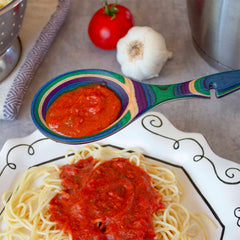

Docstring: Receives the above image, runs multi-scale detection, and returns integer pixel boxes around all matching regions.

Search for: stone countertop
[0,0,239,163]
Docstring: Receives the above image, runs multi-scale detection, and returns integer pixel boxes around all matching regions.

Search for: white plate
[0,112,239,239]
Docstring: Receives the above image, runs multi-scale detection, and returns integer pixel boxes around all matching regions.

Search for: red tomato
[88,2,134,50]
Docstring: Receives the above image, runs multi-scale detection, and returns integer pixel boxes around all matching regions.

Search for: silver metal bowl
[187,0,240,71]
[0,0,27,82]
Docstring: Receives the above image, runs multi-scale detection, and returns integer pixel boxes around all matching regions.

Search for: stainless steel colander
[0,0,27,82]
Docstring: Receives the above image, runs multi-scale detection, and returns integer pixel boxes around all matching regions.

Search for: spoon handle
[202,69,240,97]
[134,70,240,114]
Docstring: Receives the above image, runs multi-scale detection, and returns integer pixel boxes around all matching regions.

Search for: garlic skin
[116,26,172,81]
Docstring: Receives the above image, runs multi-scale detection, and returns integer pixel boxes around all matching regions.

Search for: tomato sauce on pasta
[49,157,165,239]
[0,144,211,239]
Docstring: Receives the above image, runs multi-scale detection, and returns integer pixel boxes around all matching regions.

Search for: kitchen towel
[0,0,70,120]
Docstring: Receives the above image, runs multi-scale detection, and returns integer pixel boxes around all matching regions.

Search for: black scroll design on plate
[141,114,240,185]
[234,207,240,227]
[0,137,49,177]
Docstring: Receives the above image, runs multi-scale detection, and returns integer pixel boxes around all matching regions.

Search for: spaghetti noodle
[0,143,211,239]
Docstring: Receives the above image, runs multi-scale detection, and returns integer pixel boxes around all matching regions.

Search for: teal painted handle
[201,70,240,97]
[134,70,240,114]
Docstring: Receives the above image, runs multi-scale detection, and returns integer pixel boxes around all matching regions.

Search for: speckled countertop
[0,0,239,163]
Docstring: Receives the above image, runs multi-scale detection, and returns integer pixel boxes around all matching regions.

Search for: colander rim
[0,0,25,15]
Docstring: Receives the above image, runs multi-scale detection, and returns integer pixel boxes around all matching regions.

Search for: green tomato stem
[103,0,119,19]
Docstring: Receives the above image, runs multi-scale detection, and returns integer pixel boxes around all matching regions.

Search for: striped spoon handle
[134,70,240,114]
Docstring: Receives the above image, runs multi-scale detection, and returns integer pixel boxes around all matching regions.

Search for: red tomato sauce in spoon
[45,84,121,137]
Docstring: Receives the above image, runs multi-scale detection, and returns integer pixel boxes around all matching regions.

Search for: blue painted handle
[203,70,240,97]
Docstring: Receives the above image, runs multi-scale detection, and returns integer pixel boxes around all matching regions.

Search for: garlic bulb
[116,26,172,81]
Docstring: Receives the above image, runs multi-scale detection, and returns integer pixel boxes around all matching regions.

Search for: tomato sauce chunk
[49,157,164,240]
[45,84,121,137]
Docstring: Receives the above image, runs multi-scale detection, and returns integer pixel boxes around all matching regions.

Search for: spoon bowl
[31,69,240,144]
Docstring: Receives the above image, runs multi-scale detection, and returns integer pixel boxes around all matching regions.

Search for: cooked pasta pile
[0,143,210,239]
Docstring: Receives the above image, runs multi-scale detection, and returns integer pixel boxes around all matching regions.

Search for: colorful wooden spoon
[31,69,240,144]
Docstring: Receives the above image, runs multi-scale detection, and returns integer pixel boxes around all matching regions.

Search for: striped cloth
[0,0,70,120]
